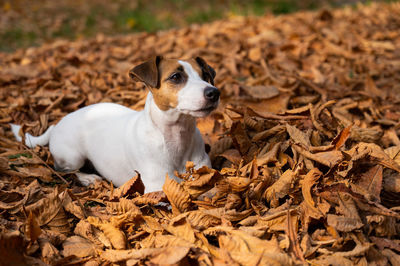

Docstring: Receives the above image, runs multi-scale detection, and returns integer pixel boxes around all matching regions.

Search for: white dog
[11,56,219,192]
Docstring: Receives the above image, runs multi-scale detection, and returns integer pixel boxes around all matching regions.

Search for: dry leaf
[61,236,97,258]
[301,168,322,214]
[327,214,364,232]
[87,216,126,250]
[165,216,196,244]
[112,171,145,198]
[243,85,280,100]
[163,174,191,215]
[264,169,296,202]
[25,211,42,243]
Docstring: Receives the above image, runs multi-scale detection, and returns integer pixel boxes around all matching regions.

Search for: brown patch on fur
[188,58,215,85]
[151,59,189,111]
[187,59,203,77]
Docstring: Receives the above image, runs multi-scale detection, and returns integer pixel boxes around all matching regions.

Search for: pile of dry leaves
[1,2,400,265]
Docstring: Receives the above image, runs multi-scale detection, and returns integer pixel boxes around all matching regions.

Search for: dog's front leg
[195,153,212,168]
[75,172,103,186]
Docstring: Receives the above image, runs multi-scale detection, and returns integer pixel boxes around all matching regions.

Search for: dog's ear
[195,56,216,85]
[129,56,163,88]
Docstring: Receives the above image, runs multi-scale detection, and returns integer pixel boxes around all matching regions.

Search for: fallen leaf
[25,211,42,243]
[112,171,145,198]
[301,168,322,214]
[163,174,192,215]
[61,236,97,258]
[87,216,126,250]
[264,169,296,202]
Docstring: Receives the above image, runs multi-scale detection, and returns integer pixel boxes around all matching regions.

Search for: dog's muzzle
[204,87,220,102]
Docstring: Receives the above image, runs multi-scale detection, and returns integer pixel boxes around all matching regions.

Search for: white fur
[177,60,213,116]
[10,124,55,148]
[11,60,217,192]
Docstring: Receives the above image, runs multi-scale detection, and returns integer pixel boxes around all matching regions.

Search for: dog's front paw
[75,172,103,186]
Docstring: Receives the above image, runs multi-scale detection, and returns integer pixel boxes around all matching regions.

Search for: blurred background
[0,0,397,52]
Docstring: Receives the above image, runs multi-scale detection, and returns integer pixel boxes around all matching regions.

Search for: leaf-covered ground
[1,3,400,265]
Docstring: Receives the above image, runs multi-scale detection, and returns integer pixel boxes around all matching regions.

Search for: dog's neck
[145,93,196,147]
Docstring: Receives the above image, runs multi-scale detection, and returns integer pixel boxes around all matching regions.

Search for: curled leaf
[87,216,126,250]
[163,175,191,215]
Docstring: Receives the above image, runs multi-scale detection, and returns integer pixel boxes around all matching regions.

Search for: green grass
[115,9,174,32]
[8,153,33,159]
[0,0,398,52]
[1,29,38,52]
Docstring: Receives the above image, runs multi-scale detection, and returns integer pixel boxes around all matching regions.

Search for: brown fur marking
[151,59,189,111]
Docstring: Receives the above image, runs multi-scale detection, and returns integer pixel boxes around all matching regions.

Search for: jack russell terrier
[11,56,219,192]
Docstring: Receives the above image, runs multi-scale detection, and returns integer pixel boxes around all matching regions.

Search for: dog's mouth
[179,104,218,117]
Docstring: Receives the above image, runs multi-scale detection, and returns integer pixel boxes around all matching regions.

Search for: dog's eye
[168,72,183,83]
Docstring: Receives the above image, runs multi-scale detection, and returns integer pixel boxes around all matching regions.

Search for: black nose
[204,87,220,102]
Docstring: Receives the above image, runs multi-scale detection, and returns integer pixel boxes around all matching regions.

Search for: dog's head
[129,56,219,117]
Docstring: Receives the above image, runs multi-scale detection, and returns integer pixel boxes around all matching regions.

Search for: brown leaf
[182,166,221,198]
[0,189,29,211]
[230,121,252,155]
[177,210,221,231]
[264,169,296,202]
[219,149,242,165]
[331,125,352,150]
[25,187,70,234]
[243,85,280,100]
[163,174,191,215]
[15,166,54,182]
[311,255,354,266]
[227,177,251,193]
[370,236,400,252]
[301,168,322,214]
[354,165,383,202]
[112,171,145,198]
[25,211,42,243]
[131,191,167,205]
[62,190,86,220]
[293,145,343,167]
[252,125,286,142]
[326,214,363,232]
[100,246,189,264]
[0,231,46,266]
[74,220,110,249]
[383,171,400,193]
[365,76,384,99]
[248,47,262,62]
[87,216,126,250]
[106,198,141,215]
[38,238,61,264]
[366,215,397,237]
[209,226,291,265]
[319,240,372,257]
[148,246,190,265]
[61,236,97,258]
[140,216,164,233]
[382,248,400,266]
[165,216,196,244]
[347,142,400,172]
[350,126,383,144]
[286,123,311,147]
[384,145,400,165]
[256,209,299,232]
[0,157,8,171]
[256,142,280,166]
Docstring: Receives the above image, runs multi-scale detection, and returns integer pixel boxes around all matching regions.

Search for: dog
[11,56,219,192]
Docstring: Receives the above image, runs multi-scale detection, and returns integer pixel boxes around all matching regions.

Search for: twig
[22,144,70,185]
